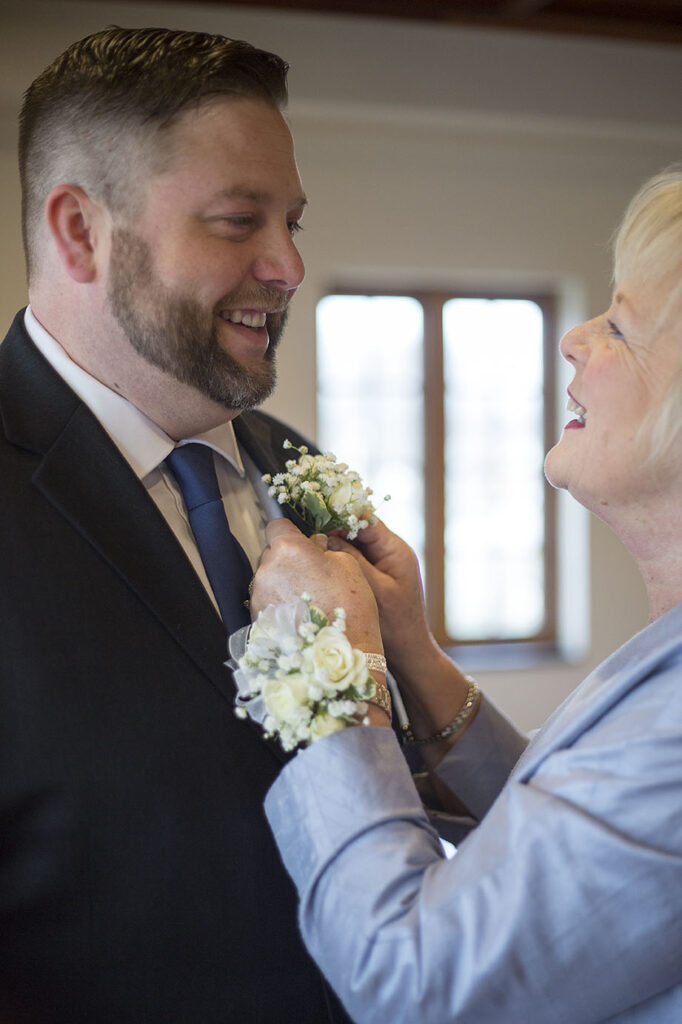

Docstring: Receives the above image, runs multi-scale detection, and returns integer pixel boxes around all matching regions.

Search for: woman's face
[544,271,682,518]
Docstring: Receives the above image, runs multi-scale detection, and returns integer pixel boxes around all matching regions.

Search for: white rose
[309,713,347,741]
[247,600,306,661]
[262,673,310,723]
[328,478,353,513]
[303,627,369,692]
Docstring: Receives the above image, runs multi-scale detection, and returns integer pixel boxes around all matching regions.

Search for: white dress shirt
[24,306,282,617]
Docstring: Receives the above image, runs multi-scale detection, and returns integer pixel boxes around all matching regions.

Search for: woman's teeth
[567,396,587,425]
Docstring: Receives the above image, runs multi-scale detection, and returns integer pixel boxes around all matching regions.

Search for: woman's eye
[288,219,303,236]
[608,319,624,339]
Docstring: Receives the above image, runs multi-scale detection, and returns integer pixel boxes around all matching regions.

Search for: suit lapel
[234,411,315,535]
[1,314,293,763]
[233,409,279,473]
[33,404,235,694]
[0,314,233,702]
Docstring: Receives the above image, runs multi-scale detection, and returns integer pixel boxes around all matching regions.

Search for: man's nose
[252,227,305,292]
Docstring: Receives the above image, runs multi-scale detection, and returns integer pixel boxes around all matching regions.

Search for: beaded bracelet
[401,676,480,745]
[367,678,392,719]
[365,653,387,675]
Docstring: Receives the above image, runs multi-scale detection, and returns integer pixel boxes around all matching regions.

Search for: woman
[250,168,682,1022]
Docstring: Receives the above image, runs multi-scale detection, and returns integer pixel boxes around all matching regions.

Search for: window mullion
[421,293,446,644]
[541,294,558,643]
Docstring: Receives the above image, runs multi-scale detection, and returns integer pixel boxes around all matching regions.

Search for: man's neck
[28,301,238,441]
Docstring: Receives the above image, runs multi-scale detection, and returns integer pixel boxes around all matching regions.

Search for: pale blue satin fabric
[265,603,682,1023]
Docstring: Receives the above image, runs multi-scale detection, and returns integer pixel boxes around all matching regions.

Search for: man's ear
[44,185,107,284]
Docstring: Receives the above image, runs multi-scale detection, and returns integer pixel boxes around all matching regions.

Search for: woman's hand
[252,519,383,656]
[327,520,439,677]
[327,521,478,765]
[253,520,476,757]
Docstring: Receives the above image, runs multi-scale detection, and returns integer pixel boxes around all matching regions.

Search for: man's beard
[107,227,288,411]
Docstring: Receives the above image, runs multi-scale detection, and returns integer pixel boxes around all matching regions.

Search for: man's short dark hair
[19,26,290,279]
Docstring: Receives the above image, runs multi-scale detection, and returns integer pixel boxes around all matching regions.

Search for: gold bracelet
[367,678,392,719]
[402,677,479,745]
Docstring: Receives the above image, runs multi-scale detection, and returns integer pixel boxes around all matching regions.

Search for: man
[0,26,349,1023]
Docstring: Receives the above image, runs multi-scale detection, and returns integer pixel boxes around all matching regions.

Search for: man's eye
[608,319,624,339]
[224,216,254,228]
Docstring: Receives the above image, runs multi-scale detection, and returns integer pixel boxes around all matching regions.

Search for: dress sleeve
[433,695,528,817]
[264,668,682,1024]
[409,696,529,844]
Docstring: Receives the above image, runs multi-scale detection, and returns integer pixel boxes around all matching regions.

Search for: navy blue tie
[166,443,253,635]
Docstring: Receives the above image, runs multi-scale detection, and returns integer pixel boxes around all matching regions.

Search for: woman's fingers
[264,517,304,545]
[253,521,381,647]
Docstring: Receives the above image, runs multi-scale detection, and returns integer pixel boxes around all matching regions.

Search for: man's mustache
[216,288,291,316]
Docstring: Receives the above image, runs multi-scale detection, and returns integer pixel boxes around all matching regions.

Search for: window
[316,289,556,651]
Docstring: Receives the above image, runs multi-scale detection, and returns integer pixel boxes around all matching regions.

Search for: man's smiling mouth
[219,309,268,329]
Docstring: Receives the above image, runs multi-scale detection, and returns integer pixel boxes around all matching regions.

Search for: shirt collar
[24,306,245,481]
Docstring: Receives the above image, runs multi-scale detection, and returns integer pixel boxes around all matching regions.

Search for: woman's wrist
[388,644,478,753]
[402,676,480,745]
[388,639,454,699]
[364,702,392,727]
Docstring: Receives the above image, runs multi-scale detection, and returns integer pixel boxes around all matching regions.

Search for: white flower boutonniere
[262,441,389,540]
[228,596,377,752]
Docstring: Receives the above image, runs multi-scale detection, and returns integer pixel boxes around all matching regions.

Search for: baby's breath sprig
[262,441,389,541]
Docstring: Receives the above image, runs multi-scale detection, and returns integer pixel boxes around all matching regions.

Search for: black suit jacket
[0,312,349,1023]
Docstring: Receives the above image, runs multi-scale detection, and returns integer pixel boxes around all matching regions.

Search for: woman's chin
[543,446,568,491]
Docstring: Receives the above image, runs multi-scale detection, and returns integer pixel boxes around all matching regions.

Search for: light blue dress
[265,603,682,1022]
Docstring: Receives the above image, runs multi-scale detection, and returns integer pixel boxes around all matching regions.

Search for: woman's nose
[559,319,592,364]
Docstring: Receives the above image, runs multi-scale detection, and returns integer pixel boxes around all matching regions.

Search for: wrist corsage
[228,595,384,752]
[262,441,389,541]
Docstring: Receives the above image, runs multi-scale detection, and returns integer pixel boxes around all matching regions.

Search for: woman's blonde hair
[613,167,682,464]
[614,166,682,287]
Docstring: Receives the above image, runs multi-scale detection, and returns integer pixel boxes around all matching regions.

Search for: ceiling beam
[501,0,555,15]
[85,0,682,46]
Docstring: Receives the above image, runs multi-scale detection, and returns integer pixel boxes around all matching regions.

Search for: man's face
[107,97,306,411]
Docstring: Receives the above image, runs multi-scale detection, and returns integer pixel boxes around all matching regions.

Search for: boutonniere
[262,441,389,540]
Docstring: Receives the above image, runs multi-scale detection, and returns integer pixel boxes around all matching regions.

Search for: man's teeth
[221,310,267,328]
[567,396,587,424]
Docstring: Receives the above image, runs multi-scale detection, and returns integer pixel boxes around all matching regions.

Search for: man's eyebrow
[209,186,308,208]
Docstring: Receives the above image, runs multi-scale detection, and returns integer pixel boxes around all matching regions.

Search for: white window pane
[443,299,545,640]
[316,296,425,573]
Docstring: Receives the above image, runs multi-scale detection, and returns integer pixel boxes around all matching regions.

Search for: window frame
[319,286,558,653]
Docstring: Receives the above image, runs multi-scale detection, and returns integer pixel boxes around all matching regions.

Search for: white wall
[2,0,680,728]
